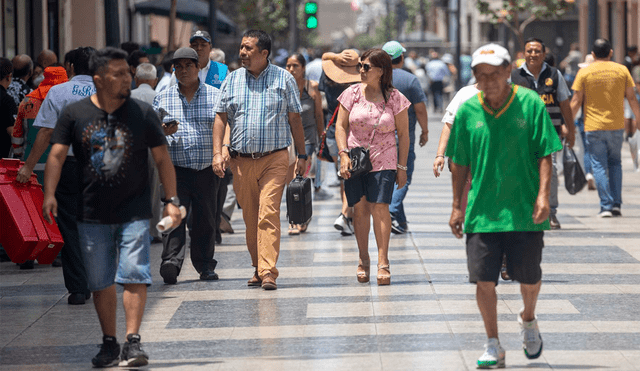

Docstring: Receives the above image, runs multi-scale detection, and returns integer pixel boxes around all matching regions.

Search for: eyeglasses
[356,62,375,72]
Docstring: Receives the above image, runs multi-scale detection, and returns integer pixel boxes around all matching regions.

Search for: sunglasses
[356,62,376,72]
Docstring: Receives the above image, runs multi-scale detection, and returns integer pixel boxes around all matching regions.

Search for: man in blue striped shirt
[153,47,221,284]
[212,30,307,290]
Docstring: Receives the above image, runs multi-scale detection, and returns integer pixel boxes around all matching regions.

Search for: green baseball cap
[382,41,406,60]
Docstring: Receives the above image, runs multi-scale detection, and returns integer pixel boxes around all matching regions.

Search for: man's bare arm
[533,155,552,224]
[42,143,68,223]
[16,127,54,183]
[570,89,584,122]
[449,162,470,239]
[414,101,429,147]
[559,99,575,147]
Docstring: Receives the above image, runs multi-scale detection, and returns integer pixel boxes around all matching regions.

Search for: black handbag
[348,102,385,178]
[348,147,373,177]
[318,106,339,162]
[563,144,587,195]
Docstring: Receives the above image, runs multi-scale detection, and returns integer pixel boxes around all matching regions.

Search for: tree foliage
[476,0,574,48]
[219,0,290,41]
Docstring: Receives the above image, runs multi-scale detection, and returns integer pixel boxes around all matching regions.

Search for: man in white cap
[381,41,429,234]
[446,43,562,369]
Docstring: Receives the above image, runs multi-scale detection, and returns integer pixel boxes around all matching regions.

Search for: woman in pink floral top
[335,48,410,286]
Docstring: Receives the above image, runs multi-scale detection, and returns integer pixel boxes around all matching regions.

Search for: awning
[134,0,237,34]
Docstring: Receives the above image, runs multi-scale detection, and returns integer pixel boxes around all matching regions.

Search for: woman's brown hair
[360,48,394,102]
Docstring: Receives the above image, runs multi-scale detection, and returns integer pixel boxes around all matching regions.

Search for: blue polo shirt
[34,75,96,156]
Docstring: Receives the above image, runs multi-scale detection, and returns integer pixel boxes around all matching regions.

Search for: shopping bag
[563,144,587,195]
[629,130,639,171]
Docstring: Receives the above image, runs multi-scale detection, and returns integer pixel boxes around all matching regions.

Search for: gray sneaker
[477,338,505,369]
[518,309,543,359]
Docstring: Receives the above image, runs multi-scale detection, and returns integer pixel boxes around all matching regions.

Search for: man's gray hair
[135,62,157,80]
[209,49,225,63]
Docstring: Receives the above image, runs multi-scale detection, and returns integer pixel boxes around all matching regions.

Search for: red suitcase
[0,158,64,264]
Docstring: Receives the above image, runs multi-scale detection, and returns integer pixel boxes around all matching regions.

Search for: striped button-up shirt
[214,63,302,154]
[153,82,220,170]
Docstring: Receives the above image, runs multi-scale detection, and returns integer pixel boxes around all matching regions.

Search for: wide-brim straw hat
[322,49,361,84]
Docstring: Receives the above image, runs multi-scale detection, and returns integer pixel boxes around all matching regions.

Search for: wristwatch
[161,196,180,206]
[297,154,308,160]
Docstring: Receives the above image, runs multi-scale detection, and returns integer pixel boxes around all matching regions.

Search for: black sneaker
[611,206,622,217]
[92,335,120,368]
[390,219,406,234]
[160,263,178,285]
[119,334,148,367]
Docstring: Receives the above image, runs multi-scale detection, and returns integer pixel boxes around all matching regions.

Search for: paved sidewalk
[1,116,639,370]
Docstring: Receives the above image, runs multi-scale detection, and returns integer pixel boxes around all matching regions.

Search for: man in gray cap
[153,47,222,284]
[382,41,429,234]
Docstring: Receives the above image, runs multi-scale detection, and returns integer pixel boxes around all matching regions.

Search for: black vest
[511,65,563,127]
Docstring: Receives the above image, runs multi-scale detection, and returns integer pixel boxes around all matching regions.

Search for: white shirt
[155,72,172,93]
[442,85,480,125]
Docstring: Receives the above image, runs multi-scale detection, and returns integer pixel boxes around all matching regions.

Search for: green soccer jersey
[446,84,563,233]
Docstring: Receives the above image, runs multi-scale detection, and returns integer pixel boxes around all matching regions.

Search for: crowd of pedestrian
[1,29,640,369]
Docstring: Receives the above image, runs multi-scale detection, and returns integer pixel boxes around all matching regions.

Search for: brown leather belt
[234,147,287,160]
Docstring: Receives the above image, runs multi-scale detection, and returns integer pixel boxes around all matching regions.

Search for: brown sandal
[357,261,370,283]
[377,265,390,285]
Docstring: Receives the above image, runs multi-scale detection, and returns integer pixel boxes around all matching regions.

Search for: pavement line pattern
[1,116,639,370]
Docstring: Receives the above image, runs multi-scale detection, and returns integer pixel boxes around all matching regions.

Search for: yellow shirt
[572,61,635,131]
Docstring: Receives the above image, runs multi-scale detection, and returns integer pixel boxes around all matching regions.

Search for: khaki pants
[230,149,288,279]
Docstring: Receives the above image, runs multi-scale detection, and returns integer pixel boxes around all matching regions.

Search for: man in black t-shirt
[43,47,182,368]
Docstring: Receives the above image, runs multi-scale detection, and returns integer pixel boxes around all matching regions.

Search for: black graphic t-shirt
[51,97,167,224]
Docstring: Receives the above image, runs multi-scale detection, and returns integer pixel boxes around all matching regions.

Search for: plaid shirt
[214,63,302,154]
[153,82,220,170]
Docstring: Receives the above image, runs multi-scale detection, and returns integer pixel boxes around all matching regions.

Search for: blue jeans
[305,143,322,189]
[78,220,152,292]
[575,117,592,175]
[585,129,624,211]
[389,149,416,225]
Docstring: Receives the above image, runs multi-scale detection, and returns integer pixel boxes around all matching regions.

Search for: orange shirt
[572,61,635,131]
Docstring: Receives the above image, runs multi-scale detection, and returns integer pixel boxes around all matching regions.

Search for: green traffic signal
[306,15,318,29]
[305,2,318,14]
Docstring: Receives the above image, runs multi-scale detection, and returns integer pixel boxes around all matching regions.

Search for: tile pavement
[1,116,639,370]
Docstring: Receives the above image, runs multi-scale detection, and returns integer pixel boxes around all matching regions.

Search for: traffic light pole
[209,0,217,46]
[289,0,299,53]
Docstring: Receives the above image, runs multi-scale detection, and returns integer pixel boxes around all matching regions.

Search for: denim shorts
[344,170,396,206]
[78,219,152,292]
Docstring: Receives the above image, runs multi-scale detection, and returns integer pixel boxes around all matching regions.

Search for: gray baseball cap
[171,47,198,64]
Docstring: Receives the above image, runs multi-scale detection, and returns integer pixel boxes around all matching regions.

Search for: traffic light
[305,2,318,29]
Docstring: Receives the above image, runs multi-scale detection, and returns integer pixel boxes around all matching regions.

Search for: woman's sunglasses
[356,62,375,72]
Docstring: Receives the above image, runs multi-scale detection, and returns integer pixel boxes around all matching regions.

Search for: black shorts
[344,170,396,207]
[466,231,543,285]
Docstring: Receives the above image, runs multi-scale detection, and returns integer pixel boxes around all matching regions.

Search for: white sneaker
[333,214,353,236]
[598,210,613,218]
[477,338,505,369]
[518,309,543,359]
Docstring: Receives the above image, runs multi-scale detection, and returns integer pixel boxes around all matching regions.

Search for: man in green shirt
[446,44,562,369]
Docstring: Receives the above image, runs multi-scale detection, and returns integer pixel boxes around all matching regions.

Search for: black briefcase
[286,176,313,225]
